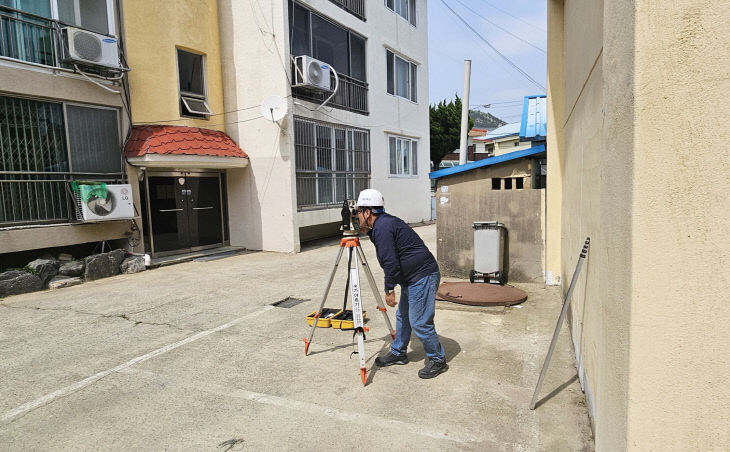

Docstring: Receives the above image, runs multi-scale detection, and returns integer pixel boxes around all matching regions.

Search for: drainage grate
[271,297,309,308]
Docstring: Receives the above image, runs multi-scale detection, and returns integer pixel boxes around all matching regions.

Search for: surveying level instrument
[303,200,396,385]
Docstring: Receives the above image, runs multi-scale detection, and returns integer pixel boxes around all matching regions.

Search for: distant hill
[469,110,507,130]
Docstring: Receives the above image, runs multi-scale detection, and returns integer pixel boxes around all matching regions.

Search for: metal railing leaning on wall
[294,117,370,209]
[292,73,369,115]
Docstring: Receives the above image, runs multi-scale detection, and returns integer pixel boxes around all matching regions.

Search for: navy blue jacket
[367,213,439,291]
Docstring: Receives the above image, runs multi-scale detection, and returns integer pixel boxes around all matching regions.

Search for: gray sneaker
[418,359,448,379]
[374,352,409,367]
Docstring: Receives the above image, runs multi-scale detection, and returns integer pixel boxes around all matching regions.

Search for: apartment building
[121,0,248,259]
[219,0,432,252]
[0,0,132,259]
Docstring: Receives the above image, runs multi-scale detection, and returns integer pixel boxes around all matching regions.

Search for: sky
[428,0,548,126]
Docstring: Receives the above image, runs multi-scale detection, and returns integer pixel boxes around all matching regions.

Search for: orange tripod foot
[303,338,310,355]
[360,368,367,385]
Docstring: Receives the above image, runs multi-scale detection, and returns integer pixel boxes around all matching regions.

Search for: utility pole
[459,59,472,165]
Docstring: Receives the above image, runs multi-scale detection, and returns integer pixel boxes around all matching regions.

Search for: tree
[430,94,473,169]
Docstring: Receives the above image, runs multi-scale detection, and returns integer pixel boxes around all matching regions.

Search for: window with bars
[388,135,418,177]
[294,117,370,209]
[0,95,122,226]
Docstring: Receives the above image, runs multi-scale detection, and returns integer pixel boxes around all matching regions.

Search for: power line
[439,0,546,91]
[478,0,546,33]
[452,0,546,54]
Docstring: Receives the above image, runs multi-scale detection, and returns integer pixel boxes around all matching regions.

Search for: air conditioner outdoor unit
[293,55,333,92]
[62,26,121,70]
[73,184,134,222]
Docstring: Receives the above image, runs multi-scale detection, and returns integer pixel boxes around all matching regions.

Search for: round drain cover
[437,282,527,306]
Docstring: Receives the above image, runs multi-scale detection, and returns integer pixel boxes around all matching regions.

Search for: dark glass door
[146,173,223,256]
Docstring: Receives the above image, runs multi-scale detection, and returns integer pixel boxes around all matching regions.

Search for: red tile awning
[125,125,248,168]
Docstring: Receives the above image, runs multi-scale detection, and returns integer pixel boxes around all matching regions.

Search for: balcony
[0,6,58,67]
[327,0,365,21]
[292,73,369,115]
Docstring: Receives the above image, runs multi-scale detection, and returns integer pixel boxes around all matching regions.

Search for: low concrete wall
[0,221,134,254]
[435,165,544,282]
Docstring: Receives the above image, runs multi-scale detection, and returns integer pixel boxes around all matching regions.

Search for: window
[58,0,111,35]
[289,1,369,114]
[294,117,370,209]
[515,178,524,189]
[388,135,418,176]
[177,49,212,118]
[289,2,366,81]
[386,50,417,102]
[0,95,122,225]
[492,178,501,190]
[1,0,114,34]
[385,0,416,26]
[504,178,512,190]
[66,104,120,173]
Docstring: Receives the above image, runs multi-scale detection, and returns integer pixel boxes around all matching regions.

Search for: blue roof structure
[520,95,547,140]
[473,122,520,141]
[430,145,546,180]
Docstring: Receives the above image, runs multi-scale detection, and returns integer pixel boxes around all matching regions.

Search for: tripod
[303,236,396,385]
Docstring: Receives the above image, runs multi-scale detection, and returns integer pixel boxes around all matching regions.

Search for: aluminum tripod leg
[303,246,345,355]
[529,238,590,410]
[355,245,396,339]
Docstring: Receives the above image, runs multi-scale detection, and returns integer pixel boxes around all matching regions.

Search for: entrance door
[146,172,223,256]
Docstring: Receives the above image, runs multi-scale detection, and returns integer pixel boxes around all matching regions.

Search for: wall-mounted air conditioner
[73,184,134,222]
[62,26,122,70]
[293,55,333,92]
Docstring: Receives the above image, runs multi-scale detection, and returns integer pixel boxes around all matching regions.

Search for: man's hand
[385,291,397,307]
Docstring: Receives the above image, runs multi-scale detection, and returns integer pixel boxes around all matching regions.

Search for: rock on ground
[120,256,145,274]
[48,276,83,290]
[26,258,59,287]
[84,249,127,281]
[0,270,43,297]
[59,260,85,277]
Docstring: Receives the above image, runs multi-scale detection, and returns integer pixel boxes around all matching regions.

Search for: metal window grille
[0,96,123,227]
[295,117,370,209]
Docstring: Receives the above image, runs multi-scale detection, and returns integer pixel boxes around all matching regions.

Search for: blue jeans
[390,271,445,362]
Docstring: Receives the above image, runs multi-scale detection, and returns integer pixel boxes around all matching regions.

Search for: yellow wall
[549,0,730,449]
[122,0,224,130]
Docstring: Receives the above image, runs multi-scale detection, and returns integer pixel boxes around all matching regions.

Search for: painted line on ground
[2,305,275,423]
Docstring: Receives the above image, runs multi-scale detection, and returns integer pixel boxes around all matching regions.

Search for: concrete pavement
[0,224,593,451]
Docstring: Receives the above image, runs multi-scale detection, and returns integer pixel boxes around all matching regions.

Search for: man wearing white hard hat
[356,189,447,379]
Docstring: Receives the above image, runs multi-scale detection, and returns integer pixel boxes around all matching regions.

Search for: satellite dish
[260,95,288,122]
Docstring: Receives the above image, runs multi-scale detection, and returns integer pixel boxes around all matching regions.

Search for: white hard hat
[356,189,384,208]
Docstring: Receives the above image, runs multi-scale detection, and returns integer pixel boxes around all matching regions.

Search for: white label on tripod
[350,268,364,328]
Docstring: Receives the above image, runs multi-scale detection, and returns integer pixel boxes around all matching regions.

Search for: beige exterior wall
[122,0,225,130]
[548,0,730,449]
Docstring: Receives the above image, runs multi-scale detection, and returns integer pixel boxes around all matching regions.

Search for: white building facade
[218,0,431,252]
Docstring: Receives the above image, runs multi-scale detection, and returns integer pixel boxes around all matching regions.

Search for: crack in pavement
[0,303,193,332]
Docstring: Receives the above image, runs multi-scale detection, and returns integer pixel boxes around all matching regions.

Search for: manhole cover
[437,282,527,306]
[272,297,309,308]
